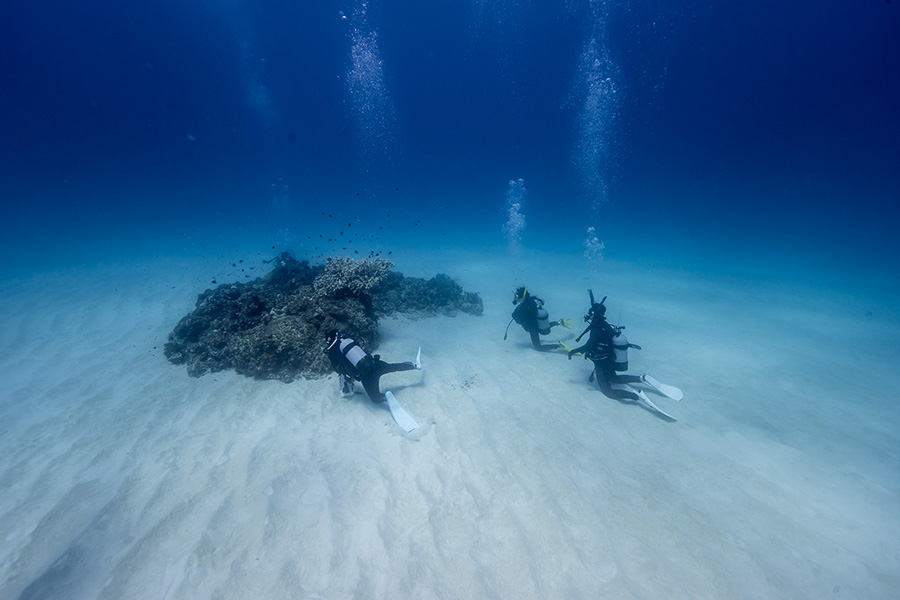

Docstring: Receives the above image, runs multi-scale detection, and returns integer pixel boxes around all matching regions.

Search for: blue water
[2,0,898,282]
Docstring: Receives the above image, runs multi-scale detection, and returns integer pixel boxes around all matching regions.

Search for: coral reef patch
[164,252,483,382]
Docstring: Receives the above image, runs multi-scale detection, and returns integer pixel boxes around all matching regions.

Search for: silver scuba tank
[612,330,630,371]
[536,306,551,335]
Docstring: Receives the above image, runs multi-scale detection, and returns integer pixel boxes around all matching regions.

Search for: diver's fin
[640,374,683,401]
[557,318,575,330]
[415,346,422,370]
[610,384,677,420]
[558,341,581,354]
[385,391,418,432]
[635,389,677,420]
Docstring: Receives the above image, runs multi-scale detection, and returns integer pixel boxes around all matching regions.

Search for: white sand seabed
[1,249,899,599]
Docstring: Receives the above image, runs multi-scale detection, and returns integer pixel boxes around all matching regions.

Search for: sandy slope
[1,249,898,599]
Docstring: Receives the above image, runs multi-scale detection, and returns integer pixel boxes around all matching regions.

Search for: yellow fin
[557,341,582,355]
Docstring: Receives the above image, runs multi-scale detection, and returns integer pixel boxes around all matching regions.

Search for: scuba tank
[339,338,367,370]
[536,301,551,335]
[612,327,630,371]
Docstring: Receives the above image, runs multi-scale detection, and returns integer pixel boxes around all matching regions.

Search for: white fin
[385,391,418,432]
[636,390,677,420]
[641,374,683,401]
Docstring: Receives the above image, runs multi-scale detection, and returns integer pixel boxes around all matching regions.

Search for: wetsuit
[512,295,560,351]
[569,315,642,401]
[328,336,416,403]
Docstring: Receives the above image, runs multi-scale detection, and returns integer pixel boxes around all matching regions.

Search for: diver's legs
[355,357,385,403]
[593,362,640,401]
[610,373,642,386]
[359,376,384,403]
[357,358,417,402]
[530,330,559,352]
[375,359,417,377]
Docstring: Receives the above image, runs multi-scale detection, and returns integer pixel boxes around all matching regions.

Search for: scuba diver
[566,290,682,419]
[566,291,663,407]
[567,292,643,401]
[325,330,421,403]
[505,286,574,351]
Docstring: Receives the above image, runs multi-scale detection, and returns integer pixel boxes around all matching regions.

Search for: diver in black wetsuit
[567,292,644,402]
[507,286,572,352]
[325,330,420,403]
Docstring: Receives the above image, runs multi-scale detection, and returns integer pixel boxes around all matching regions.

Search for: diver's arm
[568,326,602,358]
